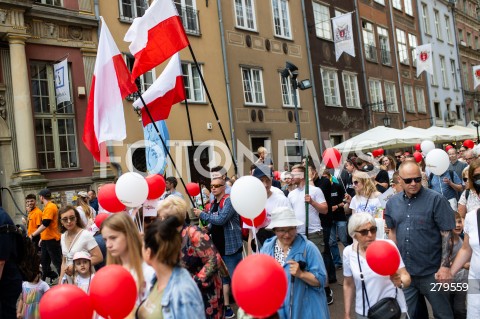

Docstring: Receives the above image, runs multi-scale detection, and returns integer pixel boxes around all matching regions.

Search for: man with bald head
[385,161,455,319]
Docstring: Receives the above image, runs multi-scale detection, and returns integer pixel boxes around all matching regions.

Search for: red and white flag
[474,65,480,89]
[133,53,185,126]
[416,43,433,77]
[124,0,189,80]
[83,17,137,162]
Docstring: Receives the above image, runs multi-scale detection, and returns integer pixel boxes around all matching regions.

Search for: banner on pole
[144,120,170,175]
[331,12,355,61]
[474,65,480,90]
[53,58,71,105]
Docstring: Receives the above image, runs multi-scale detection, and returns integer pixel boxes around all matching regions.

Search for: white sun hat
[266,206,303,230]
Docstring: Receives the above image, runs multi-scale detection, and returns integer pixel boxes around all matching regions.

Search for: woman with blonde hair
[157,196,226,319]
[76,191,96,233]
[101,213,155,317]
[344,171,382,216]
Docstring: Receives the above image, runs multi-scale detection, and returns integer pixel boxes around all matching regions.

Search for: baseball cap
[77,191,89,198]
[252,165,272,179]
[38,188,51,198]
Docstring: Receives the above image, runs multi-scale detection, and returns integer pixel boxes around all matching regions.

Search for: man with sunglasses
[385,161,455,319]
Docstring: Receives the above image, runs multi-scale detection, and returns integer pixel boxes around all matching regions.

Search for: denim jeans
[221,249,243,285]
[329,221,348,267]
[403,273,453,319]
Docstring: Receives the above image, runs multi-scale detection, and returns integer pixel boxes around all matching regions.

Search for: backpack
[0,224,40,282]
[428,170,454,188]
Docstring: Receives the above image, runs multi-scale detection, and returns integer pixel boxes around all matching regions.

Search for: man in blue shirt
[386,161,455,319]
[428,169,463,209]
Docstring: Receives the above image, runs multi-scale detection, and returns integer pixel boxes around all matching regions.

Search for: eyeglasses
[395,155,402,158]
[60,216,76,223]
[275,227,296,235]
[210,184,225,189]
[353,180,359,185]
[399,176,422,184]
[463,177,469,182]
[465,157,475,161]
[355,226,378,236]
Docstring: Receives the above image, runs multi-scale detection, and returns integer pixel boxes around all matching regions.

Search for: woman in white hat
[260,206,330,319]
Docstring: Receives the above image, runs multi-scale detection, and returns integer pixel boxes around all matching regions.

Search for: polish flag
[124,0,189,80]
[83,17,137,162]
[133,53,185,127]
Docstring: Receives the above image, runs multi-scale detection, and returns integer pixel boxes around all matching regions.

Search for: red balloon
[90,265,137,319]
[378,148,384,156]
[95,213,109,228]
[273,171,281,181]
[39,285,93,319]
[365,240,401,276]
[98,183,125,213]
[413,151,423,163]
[414,144,421,151]
[371,149,379,158]
[445,145,453,152]
[185,182,200,197]
[232,254,287,318]
[464,139,475,149]
[145,174,166,199]
[241,209,267,227]
[322,148,342,169]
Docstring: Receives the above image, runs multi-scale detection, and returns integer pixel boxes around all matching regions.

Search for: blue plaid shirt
[199,197,243,256]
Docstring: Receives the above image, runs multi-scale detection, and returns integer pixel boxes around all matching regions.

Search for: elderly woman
[157,196,225,319]
[344,171,382,217]
[343,213,411,319]
[260,207,329,319]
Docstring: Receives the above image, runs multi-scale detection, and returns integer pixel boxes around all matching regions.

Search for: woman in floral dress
[157,196,226,319]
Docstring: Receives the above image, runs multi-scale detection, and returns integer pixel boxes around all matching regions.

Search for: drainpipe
[387,0,407,128]
[301,0,322,152]
[354,0,371,129]
[451,4,467,126]
[216,0,237,164]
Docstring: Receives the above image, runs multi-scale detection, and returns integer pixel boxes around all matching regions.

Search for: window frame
[408,33,417,68]
[403,84,415,113]
[434,10,443,41]
[342,72,361,109]
[421,3,430,35]
[384,82,398,112]
[271,0,292,39]
[312,2,332,40]
[439,55,449,88]
[280,74,300,108]
[404,0,413,16]
[182,62,206,103]
[450,59,458,90]
[378,26,391,66]
[241,67,265,106]
[234,0,257,31]
[363,21,377,62]
[320,67,341,107]
[125,54,156,97]
[392,0,402,10]
[415,87,427,113]
[396,28,409,65]
[119,0,147,22]
[174,0,201,35]
[368,79,383,112]
[445,15,453,44]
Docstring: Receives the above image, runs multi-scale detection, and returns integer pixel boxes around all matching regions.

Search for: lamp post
[383,114,391,127]
[473,121,480,143]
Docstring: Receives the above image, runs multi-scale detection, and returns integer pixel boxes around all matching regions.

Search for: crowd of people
[0,143,479,319]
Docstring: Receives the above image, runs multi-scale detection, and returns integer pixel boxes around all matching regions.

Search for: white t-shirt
[464,210,480,280]
[288,185,325,234]
[61,230,98,266]
[22,280,50,294]
[459,190,480,213]
[76,206,97,233]
[343,240,407,315]
[350,195,382,217]
[243,191,291,230]
[74,274,94,294]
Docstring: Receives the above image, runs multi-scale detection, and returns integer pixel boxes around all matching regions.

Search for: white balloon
[425,149,450,176]
[230,176,267,219]
[420,140,435,155]
[115,172,149,207]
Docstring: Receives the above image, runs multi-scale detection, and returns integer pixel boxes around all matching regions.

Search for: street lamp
[281,61,312,145]
[383,115,391,127]
[472,121,480,142]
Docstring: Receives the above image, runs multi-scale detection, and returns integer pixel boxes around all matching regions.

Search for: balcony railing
[176,5,201,36]
[365,44,377,62]
[380,49,391,65]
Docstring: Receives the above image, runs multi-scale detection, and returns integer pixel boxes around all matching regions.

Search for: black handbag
[357,244,402,319]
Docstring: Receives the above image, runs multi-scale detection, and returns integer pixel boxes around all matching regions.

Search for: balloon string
[252,220,260,254]
[437,175,444,197]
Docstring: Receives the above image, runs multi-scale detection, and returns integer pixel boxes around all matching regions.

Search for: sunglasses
[465,157,475,161]
[399,176,422,184]
[473,174,480,181]
[60,216,76,223]
[463,177,469,182]
[210,184,225,189]
[355,226,378,236]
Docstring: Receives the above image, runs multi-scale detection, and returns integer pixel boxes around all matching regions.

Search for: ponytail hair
[144,216,182,267]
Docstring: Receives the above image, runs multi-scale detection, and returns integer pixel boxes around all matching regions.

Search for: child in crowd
[16,272,50,319]
[71,251,95,294]
[450,212,468,319]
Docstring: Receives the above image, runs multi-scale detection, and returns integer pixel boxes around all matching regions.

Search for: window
[182,62,205,102]
[415,87,426,113]
[31,62,78,170]
[36,0,61,5]
[385,82,398,112]
[330,134,343,146]
[119,0,147,21]
[445,16,452,44]
[241,67,264,105]
[456,105,462,119]
[342,72,360,108]
[363,21,377,62]
[272,0,291,39]
[174,0,200,35]
[368,79,383,111]
[433,10,442,40]
[450,59,458,90]
[125,55,155,94]
[234,0,256,31]
[374,0,385,5]
[404,84,415,113]
[392,0,402,10]
[434,102,441,119]
[396,29,409,65]
[321,68,340,106]
[378,26,391,65]
[421,3,430,35]
[475,36,479,49]
[280,75,300,107]
[404,0,413,16]
[312,2,332,40]
[431,56,438,86]
[187,145,211,184]
[408,33,417,67]
[463,62,469,90]
[467,32,472,47]
[440,56,448,88]
[458,29,464,42]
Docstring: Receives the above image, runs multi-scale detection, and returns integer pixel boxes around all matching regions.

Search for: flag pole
[187,44,238,175]
[137,90,197,208]
[304,148,309,240]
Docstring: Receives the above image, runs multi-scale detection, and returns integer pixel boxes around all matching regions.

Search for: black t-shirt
[342,173,356,198]
[0,208,22,290]
[375,169,390,193]
[314,176,333,227]
[330,182,347,222]
[209,200,226,256]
